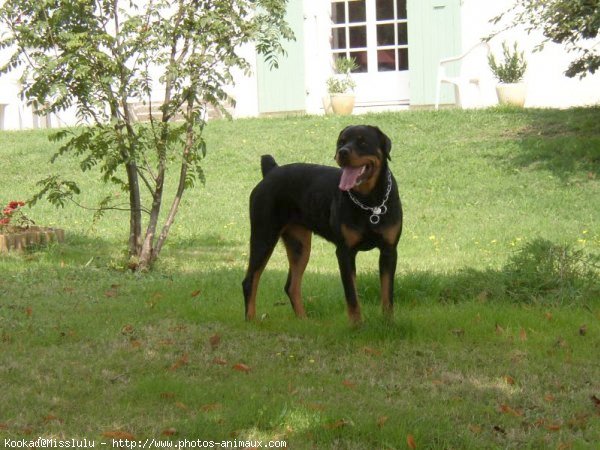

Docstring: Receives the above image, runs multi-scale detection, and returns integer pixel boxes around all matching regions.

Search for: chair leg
[434,79,442,110]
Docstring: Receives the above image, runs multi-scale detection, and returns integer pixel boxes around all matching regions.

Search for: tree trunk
[125,160,143,258]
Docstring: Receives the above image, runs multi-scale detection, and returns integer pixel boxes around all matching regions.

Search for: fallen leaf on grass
[376,416,388,428]
[160,392,176,399]
[545,312,553,321]
[102,431,135,440]
[519,328,527,341]
[407,434,417,449]
[546,423,562,431]
[121,324,134,335]
[503,375,516,385]
[0,423,7,430]
[43,414,63,424]
[323,419,351,430]
[191,289,201,298]
[579,324,587,336]
[468,424,482,434]
[544,394,555,403]
[342,379,356,389]
[499,404,523,417]
[201,403,222,412]
[161,428,177,436]
[232,363,251,373]
[25,306,32,317]
[175,402,188,411]
[361,346,382,356]
[212,357,228,365]
[591,395,600,410]
[169,353,189,371]
[495,323,504,335]
[209,333,221,350]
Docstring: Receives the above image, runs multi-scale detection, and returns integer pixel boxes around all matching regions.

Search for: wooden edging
[0,227,65,253]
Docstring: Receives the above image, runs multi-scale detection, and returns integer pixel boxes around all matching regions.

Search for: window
[331,0,408,73]
[331,0,368,72]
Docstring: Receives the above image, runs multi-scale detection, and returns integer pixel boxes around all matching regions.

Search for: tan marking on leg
[283,225,312,318]
[245,269,263,320]
[380,272,394,317]
[380,221,402,246]
[341,224,363,248]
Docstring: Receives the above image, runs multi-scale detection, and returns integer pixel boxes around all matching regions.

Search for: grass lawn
[1,107,599,449]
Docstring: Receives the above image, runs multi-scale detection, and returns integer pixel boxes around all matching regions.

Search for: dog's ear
[337,125,352,144]
[374,126,392,161]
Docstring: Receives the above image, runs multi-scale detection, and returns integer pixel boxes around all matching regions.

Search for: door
[407,0,461,105]
[256,0,306,114]
[331,0,410,105]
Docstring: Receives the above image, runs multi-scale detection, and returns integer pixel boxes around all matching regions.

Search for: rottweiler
[242,125,402,324]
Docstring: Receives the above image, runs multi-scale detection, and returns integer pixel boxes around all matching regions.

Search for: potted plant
[488,41,528,107]
[325,57,357,115]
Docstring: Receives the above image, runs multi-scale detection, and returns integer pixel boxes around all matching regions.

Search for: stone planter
[0,226,65,253]
[496,83,527,107]
[330,94,355,115]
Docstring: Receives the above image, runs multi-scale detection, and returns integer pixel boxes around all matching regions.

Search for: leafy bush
[488,41,528,83]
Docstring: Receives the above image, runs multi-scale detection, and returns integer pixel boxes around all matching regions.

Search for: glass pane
[377,24,395,46]
[331,2,346,24]
[377,49,396,71]
[332,27,347,49]
[397,22,408,45]
[376,0,394,21]
[349,51,368,72]
[349,25,367,48]
[348,0,366,22]
[396,0,407,19]
[398,48,409,70]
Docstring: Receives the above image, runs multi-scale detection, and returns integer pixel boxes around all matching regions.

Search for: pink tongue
[339,166,364,191]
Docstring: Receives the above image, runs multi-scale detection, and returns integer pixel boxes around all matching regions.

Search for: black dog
[242,125,402,323]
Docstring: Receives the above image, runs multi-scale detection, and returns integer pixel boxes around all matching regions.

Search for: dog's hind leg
[242,226,279,321]
[282,225,312,318]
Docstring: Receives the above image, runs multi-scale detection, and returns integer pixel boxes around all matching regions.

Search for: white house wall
[460,0,600,108]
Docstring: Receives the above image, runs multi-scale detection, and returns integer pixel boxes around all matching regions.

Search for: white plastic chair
[434,42,490,110]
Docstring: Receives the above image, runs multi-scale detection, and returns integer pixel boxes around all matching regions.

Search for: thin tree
[0,0,292,270]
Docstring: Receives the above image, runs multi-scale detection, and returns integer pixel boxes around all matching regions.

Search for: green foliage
[504,238,600,303]
[490,0,600,78]
[0,0,292,268]
[488,41,528,83]
[326,57,357,94]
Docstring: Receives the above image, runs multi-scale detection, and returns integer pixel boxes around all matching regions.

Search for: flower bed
[0,226,65,253]
[0,200,64,253]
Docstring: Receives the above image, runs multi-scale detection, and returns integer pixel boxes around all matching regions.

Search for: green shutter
[407,0,461,106]
[256,0,306,114]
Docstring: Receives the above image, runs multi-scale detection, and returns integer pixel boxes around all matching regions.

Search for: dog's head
[334,125,392,193]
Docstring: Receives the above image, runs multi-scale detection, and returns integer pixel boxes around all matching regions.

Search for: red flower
[0,218,9,225]
[8,201,24,209]
[2,207,13,216]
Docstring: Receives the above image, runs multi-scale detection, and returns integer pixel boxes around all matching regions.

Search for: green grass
[1,108,599,448]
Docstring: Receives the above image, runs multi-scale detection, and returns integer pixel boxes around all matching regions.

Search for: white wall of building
[460,0,600,108]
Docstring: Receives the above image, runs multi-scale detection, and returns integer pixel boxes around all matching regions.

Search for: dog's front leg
[379,245,397,317]
[336,245,361,324]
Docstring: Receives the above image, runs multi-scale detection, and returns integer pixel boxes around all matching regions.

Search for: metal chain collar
[346,170,392,225]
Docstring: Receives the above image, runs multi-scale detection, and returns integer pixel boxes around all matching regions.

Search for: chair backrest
[438,42,491,80]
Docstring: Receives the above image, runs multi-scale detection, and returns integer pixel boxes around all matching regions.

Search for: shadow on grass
[495,107,600,181]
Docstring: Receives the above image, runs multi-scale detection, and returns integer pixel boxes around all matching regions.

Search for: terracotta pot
[330,94,355,115]
[496,83,526,107]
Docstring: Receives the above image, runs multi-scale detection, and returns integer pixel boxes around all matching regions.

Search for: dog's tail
[261,154,278,178]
